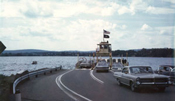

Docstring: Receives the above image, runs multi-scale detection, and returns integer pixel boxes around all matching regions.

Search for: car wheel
[130,82,137,92]
[158,87,166,92]
[116,79,122,86]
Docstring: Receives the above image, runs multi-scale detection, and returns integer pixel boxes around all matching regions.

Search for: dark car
[155,65,175,85]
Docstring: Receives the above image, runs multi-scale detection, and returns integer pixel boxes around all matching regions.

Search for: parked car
[112,62,124,72]
[172,68,175,72]
[80,60,92,68]
[155,65,175,84]
[114,66,172,92]
[156,65,175,73]
[95,59,109,72]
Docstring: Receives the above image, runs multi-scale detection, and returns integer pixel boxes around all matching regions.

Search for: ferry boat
[75,30,129,71]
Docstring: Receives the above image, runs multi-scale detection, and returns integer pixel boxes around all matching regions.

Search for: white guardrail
[13,66,62,94]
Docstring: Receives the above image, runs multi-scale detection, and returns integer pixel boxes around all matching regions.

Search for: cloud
[123,25,174,49]
[118,6,131,15]
[141,24,152,30]
[163,0,175,4]
[117,0,149,15]
[171,5,175,8]
[129,0,148,15]
[117,0,175,15]
[121,25,127,29]
[146,6,175,14]
[21,8,53,18]
[52,2,89,18]
[155,26,174,36]
[20,0,54,18]
[1,0,120,18]
[100,3,120,16]
[0,18,120,50]
[1,0,175,18]
[0,1,23,17]
[1,0,174,50]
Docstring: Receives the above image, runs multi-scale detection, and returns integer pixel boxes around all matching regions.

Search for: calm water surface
[0,56,174,76]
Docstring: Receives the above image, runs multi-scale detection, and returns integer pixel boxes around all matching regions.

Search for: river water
[0,56,174,76]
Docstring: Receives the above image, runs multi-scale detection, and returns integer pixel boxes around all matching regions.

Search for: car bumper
[136,84,169,88]
[80,65,91,68]
[135,82,170,88]
[96,67,109,72]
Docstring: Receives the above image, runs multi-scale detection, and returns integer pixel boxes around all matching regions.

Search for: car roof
[159,65,175,68]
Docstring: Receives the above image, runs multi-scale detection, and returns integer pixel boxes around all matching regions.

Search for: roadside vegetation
[0,74,15,101]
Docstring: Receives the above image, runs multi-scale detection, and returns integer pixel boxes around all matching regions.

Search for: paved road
[18,70,73,101]
[18,69,175,101]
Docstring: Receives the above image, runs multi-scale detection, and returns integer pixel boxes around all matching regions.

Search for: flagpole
[103,29,104,42]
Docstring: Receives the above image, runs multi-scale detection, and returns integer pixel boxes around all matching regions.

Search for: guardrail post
[15,89,21,101]
[9,89,21,101]
[27,74,30,80]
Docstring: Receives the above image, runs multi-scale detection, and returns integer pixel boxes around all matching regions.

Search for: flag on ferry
[104,34,109,38]
[103,30,110,34]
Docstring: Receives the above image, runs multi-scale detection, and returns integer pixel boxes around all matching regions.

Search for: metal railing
[13,66,62,94]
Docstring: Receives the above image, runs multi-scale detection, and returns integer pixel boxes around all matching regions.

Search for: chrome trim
[141,82,168,84]
[141,82,154,84]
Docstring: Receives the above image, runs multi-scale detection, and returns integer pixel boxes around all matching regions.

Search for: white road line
[90,70,104,84]
[55,70,92,101]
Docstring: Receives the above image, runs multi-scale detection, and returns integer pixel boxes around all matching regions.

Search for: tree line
[112,48,174,57]
[0,48,174,57]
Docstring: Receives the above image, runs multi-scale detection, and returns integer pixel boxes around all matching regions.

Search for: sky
[0,0,175,51]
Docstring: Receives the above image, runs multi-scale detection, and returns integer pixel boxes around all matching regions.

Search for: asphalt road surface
[18,69,175,101]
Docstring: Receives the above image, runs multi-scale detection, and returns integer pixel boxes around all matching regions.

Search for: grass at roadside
[0,74,15,101]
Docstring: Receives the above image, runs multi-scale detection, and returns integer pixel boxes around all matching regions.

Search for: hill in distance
[1,48,174,57]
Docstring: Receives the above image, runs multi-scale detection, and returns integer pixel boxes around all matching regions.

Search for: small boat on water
[32,61,37,65]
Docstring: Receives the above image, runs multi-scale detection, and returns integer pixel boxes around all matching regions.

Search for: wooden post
[91,53,95,70]
[109,53,112,70]
[77,53,79,63]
